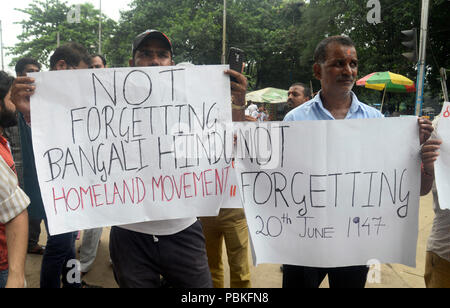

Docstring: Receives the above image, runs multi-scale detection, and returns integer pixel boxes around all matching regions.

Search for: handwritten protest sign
[234,118,421,268]
[434,101,450,210]
[30,65,236,235]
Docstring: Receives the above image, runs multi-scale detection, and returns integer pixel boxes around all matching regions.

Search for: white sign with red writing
[434,101,450,210]
[30,65,235,235]
[234,118,421,268]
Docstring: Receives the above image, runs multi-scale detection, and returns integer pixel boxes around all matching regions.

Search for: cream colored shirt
[427,184,450,262]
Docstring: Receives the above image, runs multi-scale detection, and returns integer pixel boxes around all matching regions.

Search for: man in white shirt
[246,101,258,117]
[107,30,248,288]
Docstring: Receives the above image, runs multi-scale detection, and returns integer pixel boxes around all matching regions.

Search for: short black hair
[0,71,15,101]
[49,42,91,70]
[290,82,312,99]
[15,58,41,75]
[92,54,107,66]
[314,36,355,64]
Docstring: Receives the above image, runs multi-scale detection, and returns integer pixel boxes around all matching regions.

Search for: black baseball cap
[132,30,174,57]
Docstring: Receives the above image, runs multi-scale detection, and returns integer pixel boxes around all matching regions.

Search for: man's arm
[5,210,28,288]
[420,139,441,196]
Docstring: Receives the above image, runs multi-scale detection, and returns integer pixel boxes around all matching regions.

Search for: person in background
[200,59,252,289]
[90,54,107,69]
[78,54,107,277]
[252,105,268,122]
[246,101,258,118]
[10,58,45,256]
[287,82,311,110]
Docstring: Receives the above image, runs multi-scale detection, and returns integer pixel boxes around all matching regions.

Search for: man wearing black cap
[108,30,248,288]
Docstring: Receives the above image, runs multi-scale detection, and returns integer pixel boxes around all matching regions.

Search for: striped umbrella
[357,72,416,111]
[357,71,416,92]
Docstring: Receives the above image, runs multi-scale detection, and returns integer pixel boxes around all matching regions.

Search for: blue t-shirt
[284,91,383,121]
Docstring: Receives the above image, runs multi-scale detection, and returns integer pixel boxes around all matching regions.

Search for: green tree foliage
[293,0,449,112]
[9,0,448,112]
[8,0,116,68]
[104,0,305,90]
[427,0,450,99]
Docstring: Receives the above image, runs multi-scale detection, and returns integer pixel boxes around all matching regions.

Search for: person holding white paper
[422,117,450,288]
[283,35,435,288]
[106,30,248,288]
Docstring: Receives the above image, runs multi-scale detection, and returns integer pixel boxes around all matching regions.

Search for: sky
[0,0,133,73]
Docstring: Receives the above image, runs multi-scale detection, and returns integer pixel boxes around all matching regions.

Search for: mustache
[337,76,355,83]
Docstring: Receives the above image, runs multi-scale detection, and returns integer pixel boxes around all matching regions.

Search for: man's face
[131,38,173,67]
[19,64,40,77]
[287,85,308,108]
[91,56,106,69]
[75,61,89,70]
[313,43,358,97]
[0,91,18,128]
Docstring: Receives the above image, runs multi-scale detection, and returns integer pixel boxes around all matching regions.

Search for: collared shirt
[427,184,450,262]
[3,125,24,189]
[284,91,383,121]
[0,154,29,224]
[0,136,30,272]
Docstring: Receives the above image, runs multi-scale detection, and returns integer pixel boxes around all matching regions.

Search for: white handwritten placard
[30,65,235,235]
[434,102,450,210]
[234,118,421,268]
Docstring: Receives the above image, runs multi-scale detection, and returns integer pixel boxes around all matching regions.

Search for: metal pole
[221,0,227,64]
[415,0,430,116]
[0,21,4,71]
[98,0,102,54]
[441,68,449,102]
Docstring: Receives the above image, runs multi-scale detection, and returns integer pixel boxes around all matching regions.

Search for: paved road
[24,193,435,288]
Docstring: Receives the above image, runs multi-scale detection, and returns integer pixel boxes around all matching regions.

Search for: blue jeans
[0,269,8,288]
[40,222,81,288]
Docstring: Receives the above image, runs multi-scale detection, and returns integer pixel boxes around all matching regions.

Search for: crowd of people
[0,30,448,288]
